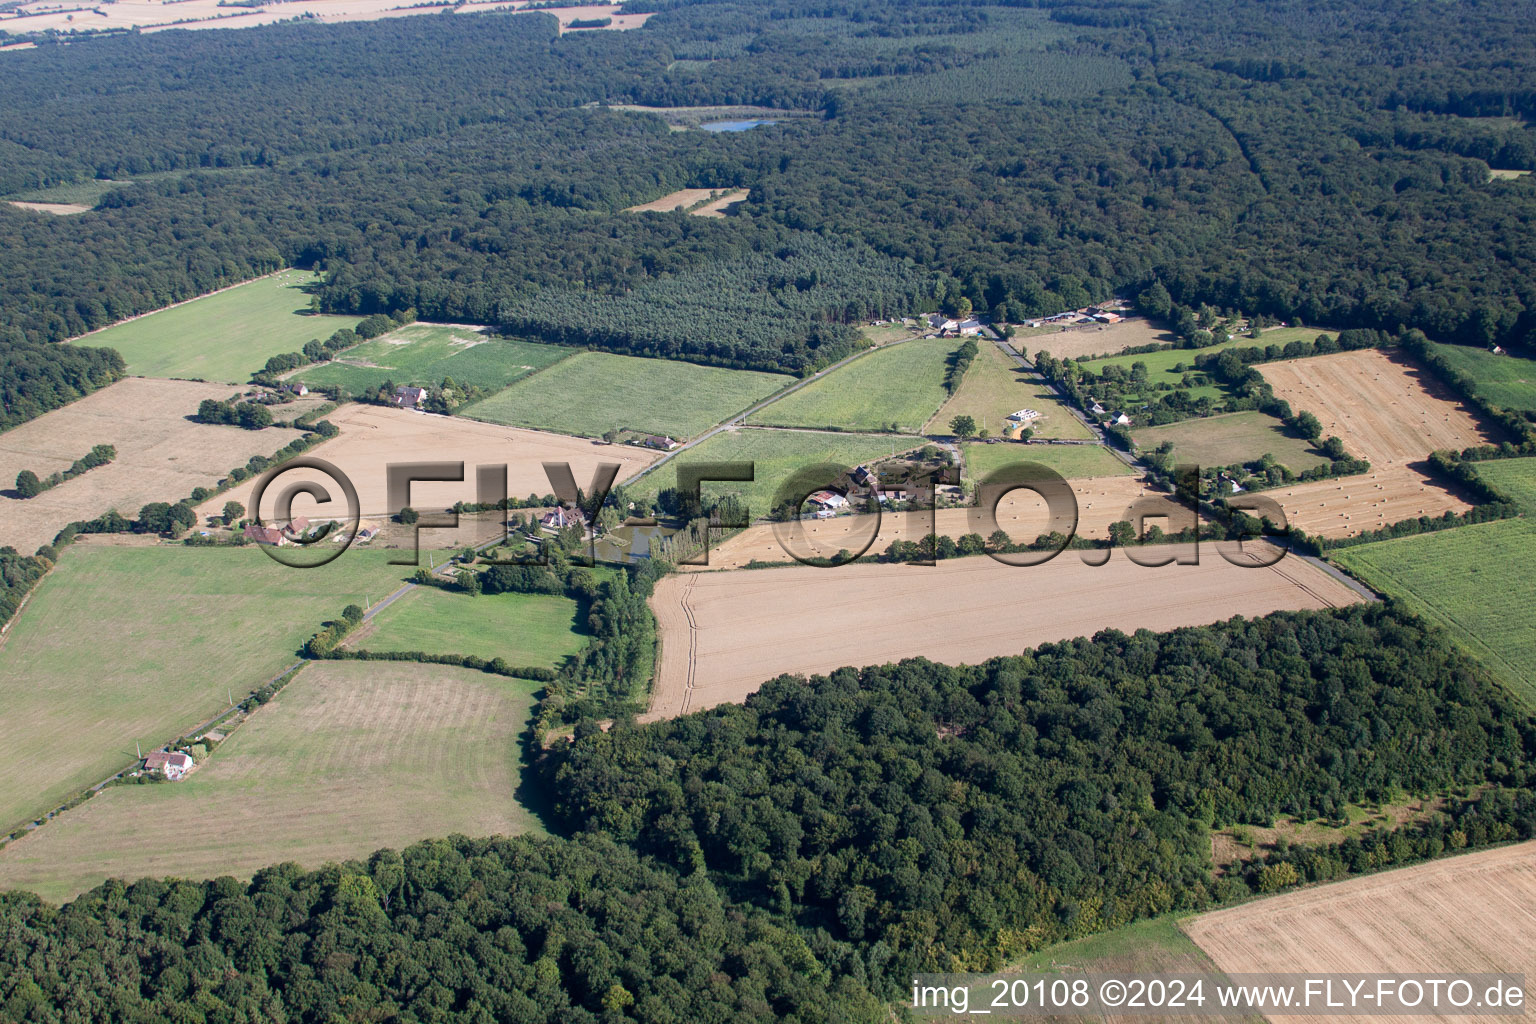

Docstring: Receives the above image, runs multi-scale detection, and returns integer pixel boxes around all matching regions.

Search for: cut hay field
[1429,342,1536,412]
[926,337,1093,439]
[1474,456,1536,512]
[645,544,1359,719]
[291,323,569,395]
[1184,840,1536,1022]
[748,337,960,433]
[201,402,660,521]
[626,428,913,520]
[1259,348,1499,466]
[0,662,543,904]
[1333,519,1536,705]
[461,352,790,439]
[685,476,1192,569]
[0,546,421,835]
[692,188,749,217]
[1024,317,1179,361]
[5,201,90,215]
[349,585,585,669]
[1273,465,1472,538]
[964,440,1133,481]
[623,187,719,213]
[0,377,305,553]
[76,270,357,383]
[1132,410,1330,472]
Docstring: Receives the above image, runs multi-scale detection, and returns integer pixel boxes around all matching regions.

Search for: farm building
[281,516,311,540]
[956,318,985,335]
[806,489,848,514]
[540,506,589,532]
[1104,412,1132,427]
[143,750,193,780]
[286,382,309,396]
[243,524,286,546]
[1003,408,1042,439]
[392,385,429,409]
[641,435,680,451]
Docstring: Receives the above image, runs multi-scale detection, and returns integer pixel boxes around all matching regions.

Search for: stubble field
[1184,840,1536,1024]
[1271,466,1473,538]
[0,661,543,903]
[645,544,1360,719]
[0,377,305,552]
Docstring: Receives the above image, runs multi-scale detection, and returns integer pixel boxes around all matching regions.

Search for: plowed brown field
[645,544,1359,719]
[1184,840,1536,1024]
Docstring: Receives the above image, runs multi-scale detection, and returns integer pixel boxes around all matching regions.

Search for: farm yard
[1131,410,1331,472]
[747,336,960,433]
[0,662,543,903]
[201,402,660,521]
[1273,465,1473,537]
[964,440,1133,481]
[1258,348,1499,466]
[1184,840,1536,1020]
[645,544,1360,719]
[0,545,419,836]
[460,352,790,439]
[75,270,356,383]
[1333,519,1536,705]
[926,337,1094,439]
[685,476,1195,569]
[626,428,913,519]
[1429,342,1536,412]
[290,323,569,394]
[0,377,305,553]
[346,585,585,669]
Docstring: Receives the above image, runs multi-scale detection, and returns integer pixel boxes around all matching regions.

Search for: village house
[286,382,309,397]
[640,435,679,451]
[281,516,311,540]
[393,385,429,410]
[956,318,985,336]
[143,750,194,780]
[540,505,589,533]
[243,523,286,546]
[1105,412,1132,427]
[851,465,874,487]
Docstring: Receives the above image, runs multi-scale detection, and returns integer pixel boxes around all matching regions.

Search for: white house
[286,382,309,396]
[144,750,194,780]
[1105,412,1132,427]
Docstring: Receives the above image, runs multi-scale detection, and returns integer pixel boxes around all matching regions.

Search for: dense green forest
[4,605,1535,1022]
[5,0,1536,420]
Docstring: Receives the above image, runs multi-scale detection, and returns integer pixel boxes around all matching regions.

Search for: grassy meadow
[1333,519,1536,706]
[77,270,357,383]
[1131,411,1331,471]
[354,584,585,669]
[0,545,425,834]
[462,351,791,438]
[1476,457,1536,512]
[1429,342,1536,412]
[749,336,960,433]
[627,428,913,518]
[926,337,1094,439]
[0,661,543,903]
[963,441,1132,482]
[292,324,570,395]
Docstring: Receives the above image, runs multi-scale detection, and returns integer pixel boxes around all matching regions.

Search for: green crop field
[1333,519,1536,706]
[926,338,1094,440]
[0,545,426,834]
[461,351,791,439]
[963,440,1132,481]
[77,270,358,383]
[0,661,543,903]
[627,428,914,518]
[291,323,571,395]
[1429,342,1536,412]
[748,336,960,433]
[1476,457,1536,512]
[1253,326,1338,347]
[1131,411,1331,472]
[355,584,586,669]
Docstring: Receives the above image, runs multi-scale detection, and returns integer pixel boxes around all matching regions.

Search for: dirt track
[687,476,1193,569]
[1185,840,1536,1024]
[1259,349,1497,466]
[645,544,1360,720]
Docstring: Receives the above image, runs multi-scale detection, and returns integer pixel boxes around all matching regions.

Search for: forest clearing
[645,544,1360,719]
[0,377,305,552]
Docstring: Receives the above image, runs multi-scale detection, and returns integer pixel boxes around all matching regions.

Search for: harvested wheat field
[5,200,90,215]
[688,476,1193,569]
[1184,841,1536,1024]
[202,403,657,522]
[624,188,718,213]
[0,661,543,903]
[692,188,750,217]
[1259,349,1498,466]
[1024,317,1178,361]
[0,377,303,552]
[645,543,1358,719]
[1272,465,1473,538]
